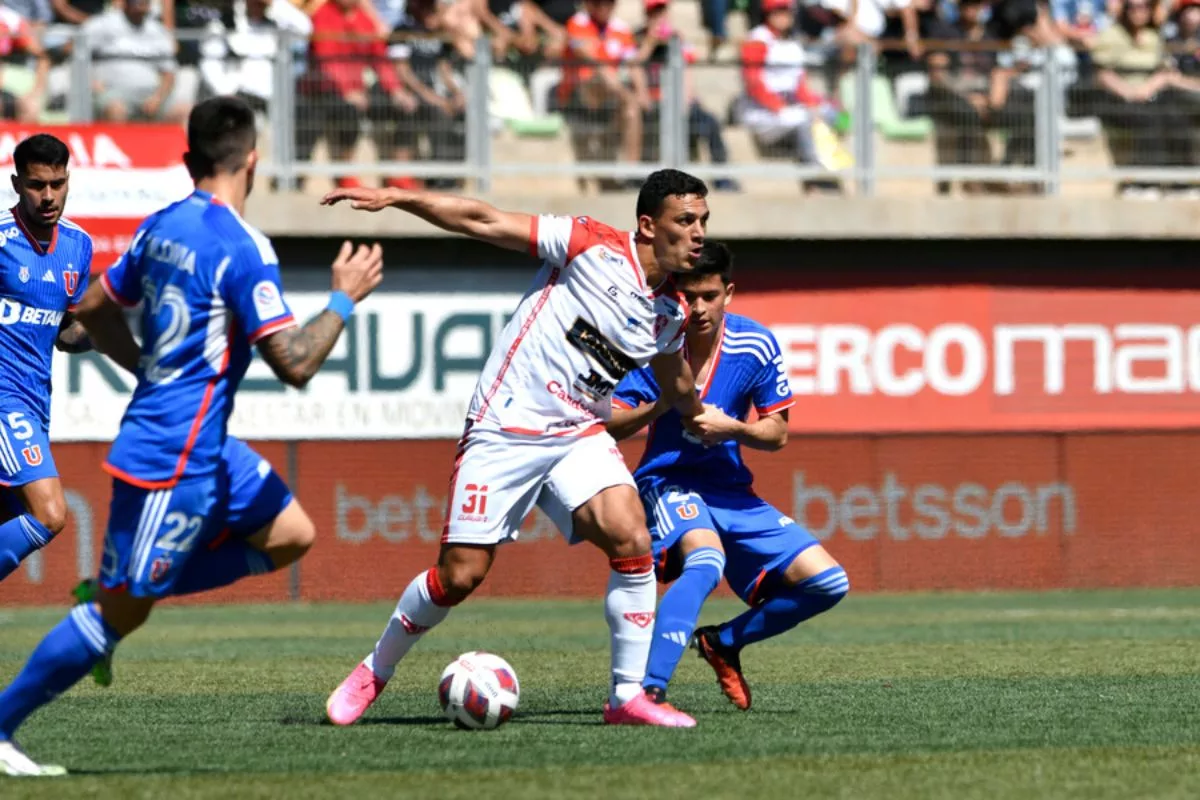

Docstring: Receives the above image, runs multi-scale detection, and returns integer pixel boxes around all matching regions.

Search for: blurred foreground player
[0,134,97,583]
[608,242,848,711]
[0,95,383,777]
[323,170,709,728]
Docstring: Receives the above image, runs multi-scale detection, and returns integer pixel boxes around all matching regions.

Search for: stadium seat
[490,67,564,138]
[838,73,933,142]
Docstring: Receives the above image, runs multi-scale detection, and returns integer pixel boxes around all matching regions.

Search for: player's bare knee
[30,497,67,535]
[437,545,493,603]
[96,588,154,637]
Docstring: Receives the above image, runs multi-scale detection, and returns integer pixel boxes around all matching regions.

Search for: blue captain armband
[326,291,355,323]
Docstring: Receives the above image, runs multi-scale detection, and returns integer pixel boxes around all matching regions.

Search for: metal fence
[33,26,1200,196]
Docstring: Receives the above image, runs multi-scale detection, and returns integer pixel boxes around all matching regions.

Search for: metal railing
[30,26,1200,195]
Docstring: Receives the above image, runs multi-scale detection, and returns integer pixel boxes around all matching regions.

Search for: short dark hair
[185,96,257,179]
[636,169,708,219]
[680,240,733,285]
[13,134,69,175]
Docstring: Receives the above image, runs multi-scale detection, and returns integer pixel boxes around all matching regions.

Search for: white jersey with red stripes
[466,214,688,437]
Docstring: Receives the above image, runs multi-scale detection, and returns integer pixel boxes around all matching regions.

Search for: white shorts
[442,425,636,546]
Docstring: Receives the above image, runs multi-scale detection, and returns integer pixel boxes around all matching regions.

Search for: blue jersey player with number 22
[0,96,384,777]
[608,242,849,716]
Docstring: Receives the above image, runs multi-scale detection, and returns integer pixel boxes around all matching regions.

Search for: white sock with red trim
[365,568,455,681]
[605,554,657,707]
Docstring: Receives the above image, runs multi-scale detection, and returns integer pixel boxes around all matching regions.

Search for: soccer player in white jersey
[323,169,710,728]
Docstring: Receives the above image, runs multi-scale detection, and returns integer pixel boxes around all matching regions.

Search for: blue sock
[718,565,850,651]
[170,541,275,597]
[0,514,53,582]
[0,604,120,740]
[643,547,725,693]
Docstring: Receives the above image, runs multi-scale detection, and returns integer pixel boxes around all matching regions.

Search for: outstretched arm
[322,187,534,254]
[70,282,142,373]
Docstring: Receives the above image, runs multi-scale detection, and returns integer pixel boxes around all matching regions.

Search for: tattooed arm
[254,241,384,390]
[255,310,347,389]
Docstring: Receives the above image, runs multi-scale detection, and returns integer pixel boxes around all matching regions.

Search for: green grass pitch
[1,589,1199,799]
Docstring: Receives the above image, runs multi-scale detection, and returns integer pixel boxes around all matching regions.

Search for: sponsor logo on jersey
[546,380,595,414]
[629,291,653,311]
[598,248,624,267]
[623,611,655,628]
[0,227,19,248]
[17,266,28,283]
[253,280,286,320]
[0,299,65,327]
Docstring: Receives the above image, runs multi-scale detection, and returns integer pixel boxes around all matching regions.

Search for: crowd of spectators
[0,0,1196,194]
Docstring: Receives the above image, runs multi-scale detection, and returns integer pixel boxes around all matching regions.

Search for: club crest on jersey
[150,555,173,584]
[63,270,79,296]
[21,444,41,466]
[17,266,28,283]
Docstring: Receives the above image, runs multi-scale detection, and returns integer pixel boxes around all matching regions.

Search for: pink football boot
[603,692,697,728]
[326,662,387,726]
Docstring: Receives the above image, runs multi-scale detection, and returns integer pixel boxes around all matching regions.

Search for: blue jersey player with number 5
[0,96,384,777]
[0,134,95,583]
[608,242,849,716]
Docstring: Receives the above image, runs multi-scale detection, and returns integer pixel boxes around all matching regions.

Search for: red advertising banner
[0,123,190,265]
[1,435,1195,606]
[738,286,1200,432]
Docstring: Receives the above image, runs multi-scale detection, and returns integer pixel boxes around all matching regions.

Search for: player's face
[679,273,732,336]
[641,193,709,273]
[12,163,69,229]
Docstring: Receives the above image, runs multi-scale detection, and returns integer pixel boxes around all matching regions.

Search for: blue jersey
[613,312,793,493]
[99,190,296,488]
[0,208,91,425]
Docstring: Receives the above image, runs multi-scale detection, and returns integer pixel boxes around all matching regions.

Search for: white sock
[364,569,452,681]
[605,556,656,707]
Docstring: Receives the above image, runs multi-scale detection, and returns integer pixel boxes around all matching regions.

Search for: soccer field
[1,589,1198,799]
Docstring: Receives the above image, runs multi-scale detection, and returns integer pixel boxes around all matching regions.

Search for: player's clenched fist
[330,240,384,303]
[320,187,404,212]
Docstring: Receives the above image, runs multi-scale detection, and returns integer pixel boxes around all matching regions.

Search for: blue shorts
[641,481,819,605]
[98,438,292,597]
[221,437,293,539]
[0,407,57,487]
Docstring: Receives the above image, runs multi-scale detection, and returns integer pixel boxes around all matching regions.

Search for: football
[438,651,520,730]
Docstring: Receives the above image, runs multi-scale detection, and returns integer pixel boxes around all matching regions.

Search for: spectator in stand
[736,0,843,182]
[534,0,577,29]
[635,0,738,190]
[300,0,421,189]
[4,0,51,37]
[83,0,192,123]
[0,4,49,121]
[1052,0,1110,48]
[390,0,470,189]
[468,0,567,61]
[49,0,102,25]
[161,0,225,70]
[1092,0,1195,196]
[559,0,648,176]
[200,0,313,111]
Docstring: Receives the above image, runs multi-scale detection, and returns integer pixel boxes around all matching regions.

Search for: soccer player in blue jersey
[608,242,849,714]
[0,96,383,777]
[0,134,100,583]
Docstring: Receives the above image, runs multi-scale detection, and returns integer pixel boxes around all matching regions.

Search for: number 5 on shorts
[3,411,42,467]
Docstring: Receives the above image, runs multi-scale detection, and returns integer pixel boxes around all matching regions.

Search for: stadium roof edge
[246,194,1200,240]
